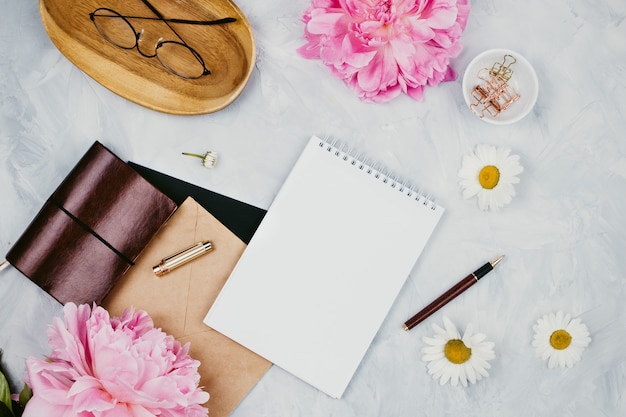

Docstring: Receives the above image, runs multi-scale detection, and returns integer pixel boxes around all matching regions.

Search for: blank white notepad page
[204,136,443,398]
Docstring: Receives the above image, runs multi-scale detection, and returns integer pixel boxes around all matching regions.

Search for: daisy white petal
[431,323,449,337]
[461,183,482,199]
[450,365,462,387]
[467,331,486,345]
[465,361,477,384]
[427,358,448,375]
[422,335,444,346]
[443,316,461,338]
[439,367,452,386]
[422,353,443,362]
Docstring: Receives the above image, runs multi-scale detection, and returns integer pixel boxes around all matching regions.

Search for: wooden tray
[40,0,255,115]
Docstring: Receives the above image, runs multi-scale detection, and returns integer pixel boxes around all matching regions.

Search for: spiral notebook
[204,135,444,398]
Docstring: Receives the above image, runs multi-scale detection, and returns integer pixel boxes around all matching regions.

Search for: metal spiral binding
[317,137,439,210]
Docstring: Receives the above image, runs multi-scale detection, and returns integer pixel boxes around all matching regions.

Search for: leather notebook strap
[48,197,135,266]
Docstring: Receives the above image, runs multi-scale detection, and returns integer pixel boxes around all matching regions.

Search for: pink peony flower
[23,303,209,417]
[297,0,470,103]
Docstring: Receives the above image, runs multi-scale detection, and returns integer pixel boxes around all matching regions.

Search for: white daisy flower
[421,316,495,387]
[458,144,524,210]
[532,311,591,368]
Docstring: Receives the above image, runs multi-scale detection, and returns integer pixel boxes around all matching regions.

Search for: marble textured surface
[1,0,625,416]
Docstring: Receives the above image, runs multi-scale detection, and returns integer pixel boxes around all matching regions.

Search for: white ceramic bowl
[462,48,538,125]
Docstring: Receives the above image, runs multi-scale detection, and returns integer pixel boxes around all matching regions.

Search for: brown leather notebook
[5,141,177,305]
[102,197,271,417]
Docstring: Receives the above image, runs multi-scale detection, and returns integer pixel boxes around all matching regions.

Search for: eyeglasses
[89,0,236,79]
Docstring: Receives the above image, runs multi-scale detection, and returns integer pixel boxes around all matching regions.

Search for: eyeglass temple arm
[108,15,237,25]
[139,0,235,25]
[168,17,236,25]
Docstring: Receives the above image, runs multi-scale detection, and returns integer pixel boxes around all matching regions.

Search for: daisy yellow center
[478,165,500,189]
[444,339,472,364]
[549,329,572,350]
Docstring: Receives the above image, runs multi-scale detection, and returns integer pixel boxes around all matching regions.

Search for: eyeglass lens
[91,8,209,79]
[91,9,138,49]
[156,41,209,78]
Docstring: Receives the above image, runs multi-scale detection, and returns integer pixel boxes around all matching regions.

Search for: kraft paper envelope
[102,197,271,417]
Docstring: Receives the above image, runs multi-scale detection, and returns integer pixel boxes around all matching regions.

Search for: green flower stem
[181,153,206,160]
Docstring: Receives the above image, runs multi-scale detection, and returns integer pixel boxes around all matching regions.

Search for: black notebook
[129,162,266,244]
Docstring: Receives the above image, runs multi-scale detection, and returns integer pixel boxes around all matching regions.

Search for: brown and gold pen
[403,255,505,331]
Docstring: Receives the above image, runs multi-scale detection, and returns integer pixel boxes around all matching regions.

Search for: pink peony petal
[307,11,346,36]
[357,48,398,92]
[140,376,186,407]
[341,33,377,68]
[21,393,73,417]
[25,358,75,402]
[47,305,92,376]
[71,382,116,413]
[98,403,143,417]
[421,0,459,29]
[406,84,425,100]
[297,42,322,60]
[456,0,471,30]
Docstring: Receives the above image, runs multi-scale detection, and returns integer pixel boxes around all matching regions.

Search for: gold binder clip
[490,54,516,81]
